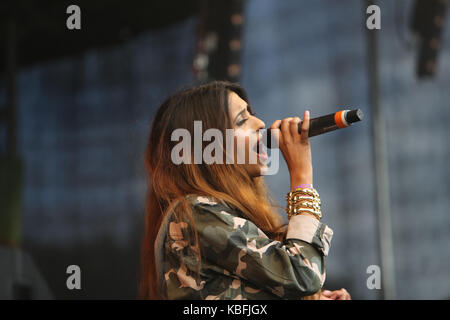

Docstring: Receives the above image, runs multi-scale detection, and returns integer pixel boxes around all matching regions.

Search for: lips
[255,136,268,161]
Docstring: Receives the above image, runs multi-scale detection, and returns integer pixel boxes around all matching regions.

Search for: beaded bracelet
[291,183,313,191]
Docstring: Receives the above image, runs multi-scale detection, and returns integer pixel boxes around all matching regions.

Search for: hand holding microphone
[264,109,363,188]
[264,109,364,148]
[269,111,314,188]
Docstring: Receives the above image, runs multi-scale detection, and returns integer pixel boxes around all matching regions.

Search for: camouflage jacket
[154,194,333,300]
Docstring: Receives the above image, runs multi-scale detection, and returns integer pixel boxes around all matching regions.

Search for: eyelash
[237,107,256,126]
[237,118,248,126]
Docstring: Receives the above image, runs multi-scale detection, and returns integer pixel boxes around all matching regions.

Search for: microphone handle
[265,109,363,148]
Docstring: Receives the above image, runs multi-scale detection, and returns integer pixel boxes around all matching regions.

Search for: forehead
[228,91,247,115]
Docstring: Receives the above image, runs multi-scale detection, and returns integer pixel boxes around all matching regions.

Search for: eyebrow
[233,105,248,123]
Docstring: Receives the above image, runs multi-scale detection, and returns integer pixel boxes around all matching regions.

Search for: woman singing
[140,81,350,300]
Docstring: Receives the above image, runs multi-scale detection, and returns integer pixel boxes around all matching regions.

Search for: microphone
[263,109,364,148]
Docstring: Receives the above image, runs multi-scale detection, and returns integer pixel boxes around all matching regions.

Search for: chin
[247,163,268,178]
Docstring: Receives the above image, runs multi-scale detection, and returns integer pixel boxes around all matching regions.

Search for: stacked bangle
[286,186,322,220]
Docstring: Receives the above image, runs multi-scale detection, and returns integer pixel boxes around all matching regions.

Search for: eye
[236,106,255,126]
[237,118,248,126]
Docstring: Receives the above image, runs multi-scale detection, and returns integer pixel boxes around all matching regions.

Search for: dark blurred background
[0,0,449,299]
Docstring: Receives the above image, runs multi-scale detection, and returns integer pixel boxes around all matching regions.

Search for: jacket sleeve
[191,196,334,299]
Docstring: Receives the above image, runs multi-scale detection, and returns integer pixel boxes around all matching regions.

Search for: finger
[339,288,350,300]
[269,119,282,129]
[334,289,344,300]
[321,290,332,297]
[342,288,351,300]
[336,289,351,300]
[300,110,310,142]
[335,293,345,300]
[328,292,338,300]
[280,117,293,143]
[269,119,283,145]
[289,117,301,141]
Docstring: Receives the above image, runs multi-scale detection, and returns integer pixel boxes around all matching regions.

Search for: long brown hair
[140,81,297,299]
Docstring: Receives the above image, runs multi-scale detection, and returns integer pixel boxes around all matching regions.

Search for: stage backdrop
[3,0,449,299]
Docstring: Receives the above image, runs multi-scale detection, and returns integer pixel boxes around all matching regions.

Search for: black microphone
[263,109,364,148]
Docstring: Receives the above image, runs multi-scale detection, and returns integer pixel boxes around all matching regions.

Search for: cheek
[233,135,250,159]
[233,130,251,152]
[231,132,250,166]
[233,130,261,167]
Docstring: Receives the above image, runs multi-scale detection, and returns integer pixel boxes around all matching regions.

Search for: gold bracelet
[287,207,322,220]
[287,190,321,205]
[287,187,320,199]
[287,201,320,210]
[290,205,322,215]
[287,197,321,207]
[286,202,322,218]
[286,187,322,220]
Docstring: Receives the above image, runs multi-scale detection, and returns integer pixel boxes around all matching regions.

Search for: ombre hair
[139,81,320,299]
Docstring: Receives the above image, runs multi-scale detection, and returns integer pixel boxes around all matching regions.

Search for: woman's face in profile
[228,91,269,178]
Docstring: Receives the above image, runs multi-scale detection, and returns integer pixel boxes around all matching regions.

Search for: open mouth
[254,137,268,161]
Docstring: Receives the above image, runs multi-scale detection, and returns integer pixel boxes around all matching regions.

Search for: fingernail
[322,290,331,295]
[305,110,310,117]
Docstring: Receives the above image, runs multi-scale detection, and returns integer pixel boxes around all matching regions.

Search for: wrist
[295,211,320,221]
[290,175,313,190]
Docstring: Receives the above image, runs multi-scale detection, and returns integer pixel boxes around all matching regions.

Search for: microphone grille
[345,109,364,123]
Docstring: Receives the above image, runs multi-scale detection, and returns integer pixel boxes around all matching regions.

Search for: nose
[254,116,265,130]
[252,116,265,141]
